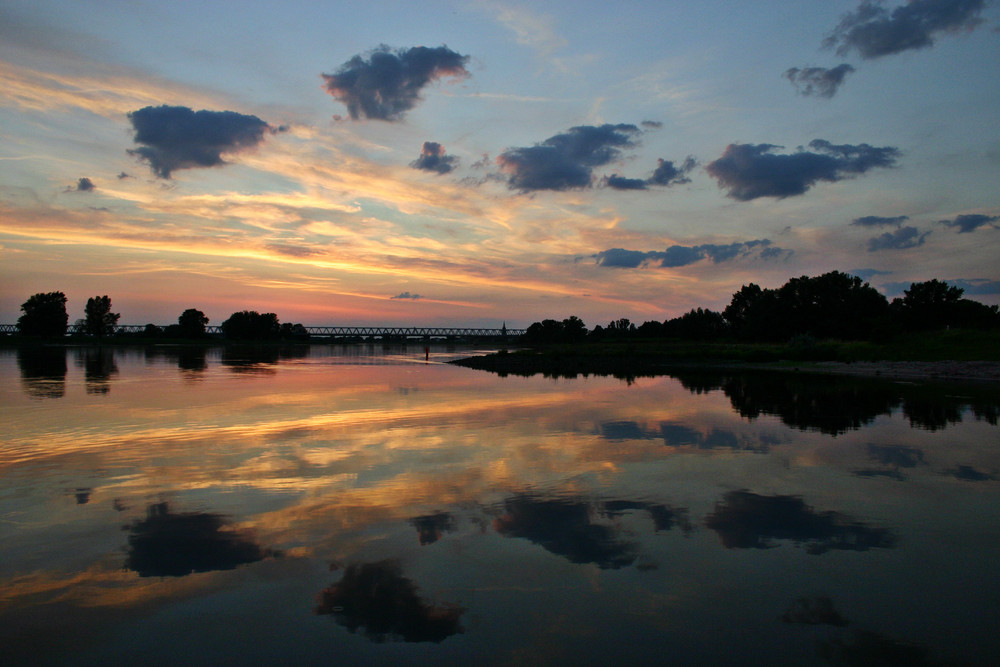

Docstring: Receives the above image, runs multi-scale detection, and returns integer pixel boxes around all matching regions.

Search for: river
[2,345,998,665]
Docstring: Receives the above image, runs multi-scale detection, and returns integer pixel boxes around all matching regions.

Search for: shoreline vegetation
[447,330,1000,384]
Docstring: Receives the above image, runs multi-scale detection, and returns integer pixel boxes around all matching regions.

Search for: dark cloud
[125,502,269,577]
[316,560,464,643]
[71,177,95,192]
[649,156,696,186]
[850,268,893,281]
[784,64,856,97]
[127,105,276,178]
[410,512,457,545]
[604,156,696,191]
[866,225,930,250]
[604,174,649,190]
[391,291,422,300]
[494,494,638,569]
[593,239,787,269]
[265,243,321,258]
[321,45,469,121]
[949,278,1000,295]
[410,141,458,174]
[704,490,896,554]
[939,213,999,233]
[497,124,641,192]
[707,140,900,201]
[641,120,663,129]
[824,0,988,59]
[117,171,131,179]
[852,214,909,227]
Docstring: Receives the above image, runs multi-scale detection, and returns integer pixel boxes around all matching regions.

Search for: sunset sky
[2,0,999,328]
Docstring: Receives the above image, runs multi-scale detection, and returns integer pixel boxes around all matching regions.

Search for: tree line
[523,272,1000,344]
[13,292,309,341]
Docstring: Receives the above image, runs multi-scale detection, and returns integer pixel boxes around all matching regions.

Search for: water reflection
[704,490,896,554]
[315,560,464,643]
[854,444,927,481]
[17,346,67,398]
[781,596,849,627]
[125,502,270,577]
[75,347,119,394]
[816,630,952,666]
[410,512,457,546]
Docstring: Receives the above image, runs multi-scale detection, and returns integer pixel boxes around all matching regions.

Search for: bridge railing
[1,324,526,339]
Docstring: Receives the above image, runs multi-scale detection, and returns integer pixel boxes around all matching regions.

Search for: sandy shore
[802,360,1000,382]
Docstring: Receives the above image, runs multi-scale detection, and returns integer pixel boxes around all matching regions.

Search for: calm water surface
[2,345,999,666]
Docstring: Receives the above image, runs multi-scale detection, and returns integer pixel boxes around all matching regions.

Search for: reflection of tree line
[671,370,1000,434]
[15,345,318,396]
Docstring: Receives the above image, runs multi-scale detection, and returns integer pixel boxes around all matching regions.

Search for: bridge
[0,323,526,340]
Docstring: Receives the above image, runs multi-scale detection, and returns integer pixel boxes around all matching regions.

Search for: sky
[2,0,999,328]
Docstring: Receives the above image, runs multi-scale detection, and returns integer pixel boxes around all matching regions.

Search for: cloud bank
[322,45,469,121]
[127,105,276,178]
[410,142,458,174]
[784,64,856,98]
[593,239,788,268]
[706,140,900,201]
[497,124,641,192]
[824,0,987,59]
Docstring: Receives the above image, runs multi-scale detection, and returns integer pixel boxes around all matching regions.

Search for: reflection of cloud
[494,494,638,569]
[600,500,693,534]
[705,490,895,554]
[817,629,954,666]
[125,502,268,577]
[659,421,766,452]
[410,512,456,545]
[315,560,464,642]
[781,596,849,626]
[942,465,997,482]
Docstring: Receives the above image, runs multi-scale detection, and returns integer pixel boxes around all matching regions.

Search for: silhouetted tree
[891,279,997,330]
[83,295,120,337]
[220,310,280,340]
[279,322,310,341]
[665,308,728,339]
[17,291,68,337]
[177,308,209,338]
[523,316,589,343]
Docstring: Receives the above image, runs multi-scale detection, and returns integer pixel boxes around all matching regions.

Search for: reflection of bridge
[0,323,525,340]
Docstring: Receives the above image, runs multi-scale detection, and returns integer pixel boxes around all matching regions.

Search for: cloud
[315,559,464,642]
[939,213,999,233]
[391,291,423,300]
[851,214,909,227]
[947,278,1000,295]
[594,240,789,268]
[824,0,988,59]
[321,45,469,121]
[410,141,458,174]
[641,120,664,129]
[68,177,95,192]
[497,124,641,192]
[127,105,276,178]
[604,157,695,191]
[706,140,900,200]
[784,64,856,97]
[125,502,269,577]
[867,225,930,250]
[705,490,896,554]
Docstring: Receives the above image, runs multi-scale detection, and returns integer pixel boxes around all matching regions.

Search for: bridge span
[0,323,526,340]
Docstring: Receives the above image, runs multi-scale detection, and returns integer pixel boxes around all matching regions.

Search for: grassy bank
[449,329,1000,379]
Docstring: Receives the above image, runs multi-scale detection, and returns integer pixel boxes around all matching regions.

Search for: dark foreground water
[2,345,999,666]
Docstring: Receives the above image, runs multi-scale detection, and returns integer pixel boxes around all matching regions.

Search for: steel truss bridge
[0,323,525,340]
